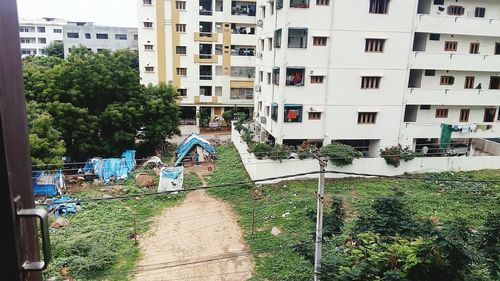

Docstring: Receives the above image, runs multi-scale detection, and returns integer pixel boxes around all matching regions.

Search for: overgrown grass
[208,144,500,281]
[44,176,184,280]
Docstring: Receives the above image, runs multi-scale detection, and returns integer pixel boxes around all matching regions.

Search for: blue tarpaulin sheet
[174,134,215,166]
[33,170,63,197]
[83,150,136,183]
[46,196,78,216]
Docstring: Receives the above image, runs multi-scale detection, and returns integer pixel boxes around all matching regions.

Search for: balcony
[402,122,498,139]
[194,95,219,104]
[409,52,500,72]
[231,1,256,16]
[415,14,500,37]
[406,88,500,106]
[194,54,218,63]
[194,32,218,42]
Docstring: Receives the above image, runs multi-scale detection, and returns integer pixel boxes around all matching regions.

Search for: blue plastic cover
[33,170,63,197]
[161,166,183,179]
[174,134,215,166]
[83,150,136,183]
[46,196,78,216]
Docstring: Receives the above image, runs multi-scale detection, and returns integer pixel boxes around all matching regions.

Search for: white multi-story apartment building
[137,0,256,125]
[63,22,138,57]
[254,0,500,156]
[18,18,138,58]
[19,17,66,56]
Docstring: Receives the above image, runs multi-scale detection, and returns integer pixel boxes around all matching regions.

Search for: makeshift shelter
[33,170,65,197]
[82,150,136,183]
[158,166,184,192]
[174,133,215,166]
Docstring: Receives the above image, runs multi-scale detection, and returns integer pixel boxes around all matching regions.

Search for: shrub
[241,127,254,144]
[248,142,271,159]
[297,143,319,160]
[380,145,418,167]
[269,144,292,161]
[222,110,233,126]
[319,143,362,167]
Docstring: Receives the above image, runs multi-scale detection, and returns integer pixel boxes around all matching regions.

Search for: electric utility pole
[314,156,327,281]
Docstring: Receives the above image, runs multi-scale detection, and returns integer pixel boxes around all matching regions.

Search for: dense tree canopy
[43,41,65,59]
[24,47,180,162]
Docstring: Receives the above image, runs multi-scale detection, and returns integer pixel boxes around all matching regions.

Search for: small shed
[174,133,215,166]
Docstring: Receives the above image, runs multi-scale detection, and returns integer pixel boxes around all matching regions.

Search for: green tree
[43,41,64,59]
[23,47,180,160]
[319,142,362,167]
[27,103,66,167]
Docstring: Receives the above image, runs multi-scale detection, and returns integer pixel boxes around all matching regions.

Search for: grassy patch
[208,144,500,281]
[44,177,184,280]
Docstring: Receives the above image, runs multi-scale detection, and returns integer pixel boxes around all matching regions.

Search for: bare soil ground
[132,189,253,281]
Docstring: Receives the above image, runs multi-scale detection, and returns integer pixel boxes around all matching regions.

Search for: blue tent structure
[33,170,64,197]
[82,150,136,183]
[174,134,215,166]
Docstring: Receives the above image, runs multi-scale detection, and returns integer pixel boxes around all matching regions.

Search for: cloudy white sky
[17,0,137,27]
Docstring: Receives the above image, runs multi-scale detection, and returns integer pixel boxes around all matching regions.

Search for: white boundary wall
[232,127,500,183]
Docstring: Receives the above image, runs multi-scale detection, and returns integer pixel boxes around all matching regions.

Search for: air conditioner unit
[260,116,267,124]
[256,52,263,58]
[254,85,261,92]
[256,20,263,27]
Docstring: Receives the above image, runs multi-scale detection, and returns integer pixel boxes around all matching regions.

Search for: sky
[17,0,137,27]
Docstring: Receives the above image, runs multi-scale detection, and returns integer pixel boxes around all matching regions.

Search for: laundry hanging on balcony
[440,124,452,149]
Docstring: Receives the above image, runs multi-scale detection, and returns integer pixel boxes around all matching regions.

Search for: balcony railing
[406,88,499,106]
[415,14,500,37]
[194,32,218,42]
[410,52,500,72]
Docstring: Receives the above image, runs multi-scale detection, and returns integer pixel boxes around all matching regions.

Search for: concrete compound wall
[232,127,500,183]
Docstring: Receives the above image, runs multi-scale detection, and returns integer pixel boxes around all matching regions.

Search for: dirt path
[132,189,253,281]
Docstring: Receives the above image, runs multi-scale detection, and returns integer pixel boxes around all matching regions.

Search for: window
[490,76,500,89]
[115,34,127,40]
[37,38,46,44]
[261,6,266,18]
[424,70,436,76]
[37,27,45,33]
[271,103,278,121]
[215,44,222,55]
[177,89,187,96]
[274,0,283,9]
[440,76,455,85]
[290,0,309,8]
[134,34,138,40]
[230,88,253,100]
[286,68,305,86]
[176,67,187,75]
[495,43,500,55]
[420,105,431,110]
[200,86,212,96]
[53,28,62,33]
[308,112,321,120]
[19,26,35,32]
[143,0,152,4]
[259,71,263,82]
[67,32,79,38]
[365,38,385,52]
[310,76,324,84]
[271,68,280,86]
[313,37,327,46]
[274,29,282,48]
[369,0,390,14]
[268,38,273,51]
[20,37,35,44]
[361,76,381,89]
[464,76,475,89]
[284,105,303,122]
[444,41,457,51]
[475,7,486,18]
[200,65,212,80]
[267,73,272,85]
[85,33,91,39]
[358,112,377,124]
[145,66,155,72]
[270,2,274,14]
[447,5,464,16]
[96,33,108,39]
[429,33,440,41]
[433,0,444,4]
[459,109,470,122]
[316,0,329,5]
[469,43,480,54]
[176,46,186,54]
[435,109,448,118]
[176,1,186,9]
[144,22,153,28]
[176,24,186,32]
[483,108,496,122]
[144,44,154,50]
[288,28,308,48]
